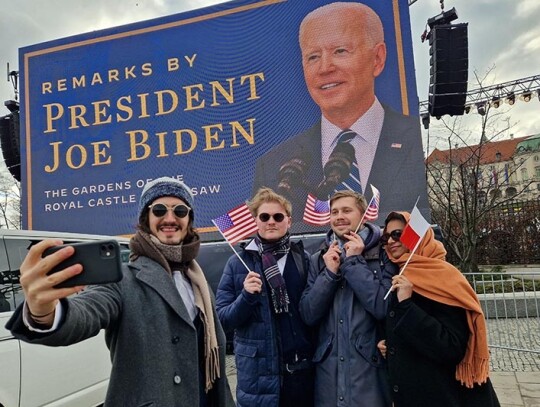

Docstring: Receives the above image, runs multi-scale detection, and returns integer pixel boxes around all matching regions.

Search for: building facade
[426,134,540,206]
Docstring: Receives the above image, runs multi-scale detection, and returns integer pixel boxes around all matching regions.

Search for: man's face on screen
[300,8,385,124]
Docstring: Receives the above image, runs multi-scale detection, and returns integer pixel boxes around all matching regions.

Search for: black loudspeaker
[428,23,468,118]
[0,111,21,181]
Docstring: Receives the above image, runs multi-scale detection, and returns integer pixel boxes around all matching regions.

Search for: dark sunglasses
[258,213,286,223]
[148,203,191,219]
[381,229,402,244]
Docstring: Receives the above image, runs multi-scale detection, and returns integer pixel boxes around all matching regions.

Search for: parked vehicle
[0,229,129,407]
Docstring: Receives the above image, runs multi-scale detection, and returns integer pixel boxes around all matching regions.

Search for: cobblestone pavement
[487,317,540,372]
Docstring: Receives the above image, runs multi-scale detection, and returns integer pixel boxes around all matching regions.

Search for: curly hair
[248,187,292,217]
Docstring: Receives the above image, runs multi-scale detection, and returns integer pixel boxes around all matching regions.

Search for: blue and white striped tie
[335,129,362,193]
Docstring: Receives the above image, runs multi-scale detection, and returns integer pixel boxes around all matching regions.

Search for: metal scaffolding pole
[420,75,540,116]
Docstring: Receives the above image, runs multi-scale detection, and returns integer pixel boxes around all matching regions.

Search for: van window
[0,272,13,312]
[121,249,131,263]
[4,238,39,309]
[0,242,13,312]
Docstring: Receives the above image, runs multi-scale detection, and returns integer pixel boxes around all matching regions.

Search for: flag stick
[354,184,378,234]
[392,237,422,276]
[354,203,370,234]
[211,220,252,273]
[383,236,423,300]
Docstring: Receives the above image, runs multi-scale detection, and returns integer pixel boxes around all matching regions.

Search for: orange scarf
[385,212,489,388]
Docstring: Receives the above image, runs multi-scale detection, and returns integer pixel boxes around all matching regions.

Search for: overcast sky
[1,0,539,153]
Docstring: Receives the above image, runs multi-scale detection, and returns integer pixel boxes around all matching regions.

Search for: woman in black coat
[378,211,500,407]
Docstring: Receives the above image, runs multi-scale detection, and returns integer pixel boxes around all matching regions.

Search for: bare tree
[425,72,533,274]
[0,164,21,229]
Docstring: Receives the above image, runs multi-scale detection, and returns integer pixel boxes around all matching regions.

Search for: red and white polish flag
[400,205,430,251]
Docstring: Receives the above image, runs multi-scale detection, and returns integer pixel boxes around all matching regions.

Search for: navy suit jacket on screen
[253,105,429,231]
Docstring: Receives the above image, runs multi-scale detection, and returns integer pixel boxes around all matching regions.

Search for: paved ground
[226,357,540,406]
[491,372,540,407]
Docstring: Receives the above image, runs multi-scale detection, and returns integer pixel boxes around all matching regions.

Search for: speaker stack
[0,111,21,181]
[428,23,469,118]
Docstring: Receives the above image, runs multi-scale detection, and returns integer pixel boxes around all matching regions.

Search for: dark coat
[252,104,429,231]
[215,240,313,407]
[6,257,234,407]
[299,226,397,407]
[385,292,500,407]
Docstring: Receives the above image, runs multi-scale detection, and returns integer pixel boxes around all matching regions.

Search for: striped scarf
[255,232,291,314]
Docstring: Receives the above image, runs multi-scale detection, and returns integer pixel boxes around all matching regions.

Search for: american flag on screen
[212,204,258,244]
[364,184,380,221]
[303,194,330,226]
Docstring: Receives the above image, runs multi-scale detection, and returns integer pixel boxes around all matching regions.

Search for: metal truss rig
[419,74,540,116]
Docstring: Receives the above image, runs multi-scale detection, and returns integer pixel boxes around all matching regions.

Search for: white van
[0,230,130,407]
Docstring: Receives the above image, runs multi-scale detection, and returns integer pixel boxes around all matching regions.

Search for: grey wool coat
[6,256,234,407]
[299,226,397,407]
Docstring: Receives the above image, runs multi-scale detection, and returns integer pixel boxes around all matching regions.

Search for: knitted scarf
[254,232,291,314]
[385,212,490,388]
[130,231,220,392]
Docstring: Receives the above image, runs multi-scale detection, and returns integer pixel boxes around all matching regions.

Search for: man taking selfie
[6,177,234,407]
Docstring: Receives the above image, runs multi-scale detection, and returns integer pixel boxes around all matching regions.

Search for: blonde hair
[248,187,292,217]
[330,190,367,213]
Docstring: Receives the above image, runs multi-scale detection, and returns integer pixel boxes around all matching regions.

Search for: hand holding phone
[43,240,123,288]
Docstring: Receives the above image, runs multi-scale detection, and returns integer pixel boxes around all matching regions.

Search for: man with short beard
[299,190,396,406]
[6,177,234,407]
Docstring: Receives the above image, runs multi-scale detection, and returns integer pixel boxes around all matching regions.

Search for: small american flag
[212,203,258,244]
[364,184,380,221]
[303,194,330,226]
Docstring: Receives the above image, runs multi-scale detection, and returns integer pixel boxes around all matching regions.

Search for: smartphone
[43,240,123,288]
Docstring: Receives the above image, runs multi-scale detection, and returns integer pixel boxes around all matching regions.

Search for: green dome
[516,134,540,153]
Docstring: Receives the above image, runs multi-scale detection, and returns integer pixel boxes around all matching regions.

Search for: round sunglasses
[258,212,286,223]
[148,203,191,219]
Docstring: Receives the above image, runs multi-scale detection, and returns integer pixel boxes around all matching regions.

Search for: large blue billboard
[20,0,428,238]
